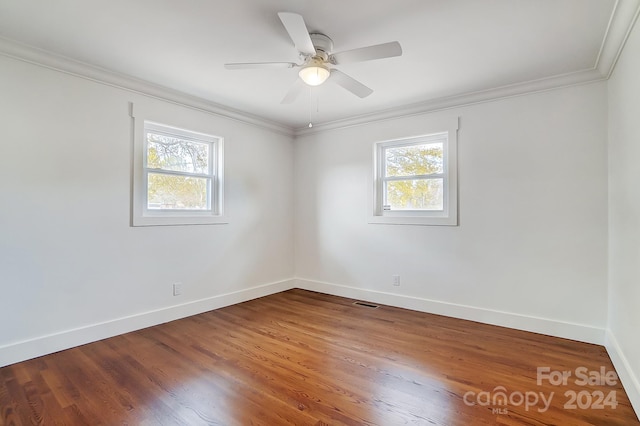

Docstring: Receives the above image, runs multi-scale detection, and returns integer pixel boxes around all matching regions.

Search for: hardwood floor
[1,289,637,425]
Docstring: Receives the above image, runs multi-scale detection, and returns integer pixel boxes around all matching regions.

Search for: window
[144,122,217,212]
[131,104,225,226]
[370,117,458,226]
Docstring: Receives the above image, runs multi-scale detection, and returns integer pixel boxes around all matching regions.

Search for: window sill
[132,214,228,227]
[368,215,457,226]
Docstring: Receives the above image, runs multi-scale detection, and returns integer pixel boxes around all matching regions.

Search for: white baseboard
[294,278,606,345]
[606,330,640,420]
[0,279,295,368]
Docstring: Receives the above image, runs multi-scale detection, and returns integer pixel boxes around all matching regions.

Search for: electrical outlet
[392,275,400,286]
[173,282,183,296]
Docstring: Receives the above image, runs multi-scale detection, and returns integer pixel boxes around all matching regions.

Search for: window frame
[131,104,226,227]
[369,117,458,226]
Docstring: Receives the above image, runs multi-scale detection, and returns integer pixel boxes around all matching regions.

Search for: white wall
[0,55,295,366]
[294,83,609,342]
[607,15,640,413]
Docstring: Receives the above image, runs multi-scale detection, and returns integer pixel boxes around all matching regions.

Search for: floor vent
[353,301,379,309]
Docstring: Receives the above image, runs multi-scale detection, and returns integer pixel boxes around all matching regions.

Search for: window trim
[369,117,458,226]
[131,103,226,227]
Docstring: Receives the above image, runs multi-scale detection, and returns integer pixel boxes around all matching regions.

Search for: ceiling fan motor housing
[310,33,333,59]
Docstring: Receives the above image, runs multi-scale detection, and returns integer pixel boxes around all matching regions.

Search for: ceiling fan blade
[329,69,373,98]
[281,78,306,104]
[224,62,297,70]
[278,12,316,56]
[330,41,402,64]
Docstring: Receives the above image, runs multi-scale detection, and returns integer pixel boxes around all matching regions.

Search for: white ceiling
[0,0,637,131]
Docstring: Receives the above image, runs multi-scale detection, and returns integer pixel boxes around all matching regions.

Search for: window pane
[147,132,210,174]
[385,178,443,211]
[147,173,209,210]
[385,142,443,177]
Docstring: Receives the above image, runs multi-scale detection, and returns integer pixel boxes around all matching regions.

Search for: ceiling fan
[224,12,403,104]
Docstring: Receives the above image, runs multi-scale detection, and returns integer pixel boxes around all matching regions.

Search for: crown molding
[294,67,606,136]
[0,37,295,138]
[596,0,640,78]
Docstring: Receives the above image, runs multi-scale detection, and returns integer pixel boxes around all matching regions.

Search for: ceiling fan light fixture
[299,64,330,86]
